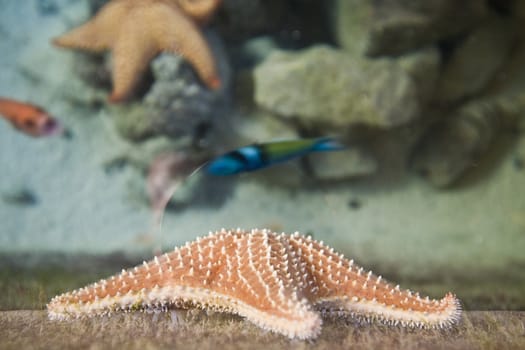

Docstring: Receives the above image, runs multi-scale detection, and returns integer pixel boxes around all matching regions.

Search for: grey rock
[111,104,159,142]
[333,0,373,56]
[334,0,487,57]
[436,16,517,103]
[484,34,525,97]
[366,0,488,56]
[409,98,519,187]
[398,47,441,108]
[232,110,299,145]
[411,32,525,187]
[112,31,231,142]
[254,45,439,131]
[308,148,378,180]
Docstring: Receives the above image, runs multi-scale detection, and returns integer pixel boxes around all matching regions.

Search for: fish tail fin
[311,137,346,152]
[148,161,208,252]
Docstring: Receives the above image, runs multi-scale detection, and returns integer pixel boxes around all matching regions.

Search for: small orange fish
[0,97,62,137]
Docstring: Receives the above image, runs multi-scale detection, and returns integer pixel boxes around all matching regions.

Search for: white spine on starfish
[47,228,461,340]
[316,293,461,328]
[48,285,322,339]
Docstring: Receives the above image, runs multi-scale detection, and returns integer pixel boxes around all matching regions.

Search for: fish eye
[23,118,36,129]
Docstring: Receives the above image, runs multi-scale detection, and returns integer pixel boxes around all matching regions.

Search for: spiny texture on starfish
[47,229,461,340]
[52,0,221,102]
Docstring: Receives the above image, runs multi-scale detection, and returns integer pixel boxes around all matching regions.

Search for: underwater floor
[1,310,524,349]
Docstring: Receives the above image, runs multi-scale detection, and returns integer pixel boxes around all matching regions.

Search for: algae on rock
[254,45,439,131]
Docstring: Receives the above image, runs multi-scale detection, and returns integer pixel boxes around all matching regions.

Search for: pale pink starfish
[47,229,461,339]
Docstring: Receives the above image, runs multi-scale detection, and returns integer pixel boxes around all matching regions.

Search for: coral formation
[250,0,525,188]
[336,0,488,57]
[111,47,230,142]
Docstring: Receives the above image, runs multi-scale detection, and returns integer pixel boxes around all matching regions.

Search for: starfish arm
[175,0,223,24]
[289,235,461,328]
[232,301,322,340]
[47,230,322,339]
[151,3,221,90]
[47,230,462,340]
[220,231,321,339]
[337,292,462,328]
[109,18,159,102]
[52,0,131,51]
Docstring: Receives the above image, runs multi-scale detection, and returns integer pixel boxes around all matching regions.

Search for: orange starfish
[47,229,461,339]
[52,0,221,103]
[175,0,222,24]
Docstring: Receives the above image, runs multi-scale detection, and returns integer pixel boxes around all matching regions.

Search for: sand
[1,310,524,350]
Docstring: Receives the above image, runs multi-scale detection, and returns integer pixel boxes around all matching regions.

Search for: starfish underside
[47,229,461,339]
[53,0,221,102]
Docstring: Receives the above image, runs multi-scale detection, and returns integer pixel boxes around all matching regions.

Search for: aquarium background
[1,0,524,318]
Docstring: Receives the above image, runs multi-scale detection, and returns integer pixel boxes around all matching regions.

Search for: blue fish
[205,137,345,176]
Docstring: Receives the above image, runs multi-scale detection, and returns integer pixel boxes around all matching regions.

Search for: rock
[232,110,299,145]
[222,109,305,188]
[332,0,374,56]
[436,16,517,103]
[111,104,157,141]
[366,0,488,56]
[484,33,525,97]
[308,148,378,180]
[411,32,525,187]
[112,31,231,143]
[254,45,439,131]
[409,98,520,187]
[398,47,441,108]
[334,0,487,57]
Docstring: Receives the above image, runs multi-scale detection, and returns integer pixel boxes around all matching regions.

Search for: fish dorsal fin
[150,161,208,253]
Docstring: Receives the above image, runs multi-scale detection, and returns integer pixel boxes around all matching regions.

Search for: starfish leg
[175,0,223,24]
[289,235,462,328]
[151,3,221,90]
[48,230,461,340]
[52,0,131,51]
[220,231,322,339]
[109,19,158,102]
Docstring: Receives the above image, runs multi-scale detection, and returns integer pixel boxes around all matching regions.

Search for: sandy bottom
[1,310,524,349]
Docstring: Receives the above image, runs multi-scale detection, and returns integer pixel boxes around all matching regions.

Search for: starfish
[52,0,221,103]
[175,0,223,24]
[47,229,461,339]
